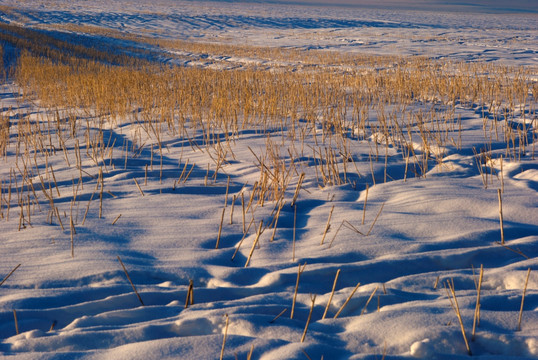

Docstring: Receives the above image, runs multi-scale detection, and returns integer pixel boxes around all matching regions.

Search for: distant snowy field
[0,0,536,66]
[0,1,537,360]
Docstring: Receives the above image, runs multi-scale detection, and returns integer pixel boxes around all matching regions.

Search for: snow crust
[0,1,536,359]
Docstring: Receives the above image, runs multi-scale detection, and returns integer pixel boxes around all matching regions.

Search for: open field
[0,1,537,359]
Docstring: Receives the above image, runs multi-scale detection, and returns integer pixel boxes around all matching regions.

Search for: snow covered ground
[0,1,536,359]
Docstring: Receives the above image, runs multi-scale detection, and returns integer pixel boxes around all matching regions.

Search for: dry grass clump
[0,21,535,262]
[0,22,151,70]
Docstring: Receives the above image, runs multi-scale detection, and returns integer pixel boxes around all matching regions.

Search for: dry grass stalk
[301,294,316,343]
[241,192,246,234]
[111,213,122,225]
[224,176,230,207]
[517,268,531,331]
[244,220,264,267]
[446,279,472,356]
[361,184,369,225]
[185,279,194,308]
[496,155,500,193]
[81,190,95,226]
[229,195,236,225]
[13,309,19,335]
[334,281,361,319]
[328,220,344,248]
[70,215,75,258]
[361,286,379,315]
[366,202,385,236]
[269,201,286,242]
[0,263,21,287]
[247,344,254,360]
[497,189,504,245]
[231,217,255,261]
[117,256,145,306]
[55,207,64,230]
[134,178,144,197]
[320,205,335,245]
[220,314,229,360]
[215,207,226,249]
[290,173,305,208]
[495,241,530,259]
[342,220,365,236]
[472,264,484,340]
[291,262,307,319]
[292,204,297,262]
[433,275,440,290]
[269,308,288,323]
[301,349,313,360]
[322,269,340,320]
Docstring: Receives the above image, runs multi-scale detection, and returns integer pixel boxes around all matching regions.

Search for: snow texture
[0,1,536,359]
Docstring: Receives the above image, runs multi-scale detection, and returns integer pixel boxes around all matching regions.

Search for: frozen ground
[0,1,537,359]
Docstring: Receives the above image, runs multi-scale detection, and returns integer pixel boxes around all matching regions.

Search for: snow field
[0,1,537,359]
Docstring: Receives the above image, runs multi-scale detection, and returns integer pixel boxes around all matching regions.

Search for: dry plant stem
[241,192,246,234]
[361,286,379,315]
[224,176,230,207]
[269,308,288,323]
[496,155,500,194]
[328,221,344,248]
[231,217,255,261]
[322,269,340,320]
[111,213,122,225]
[290,173,305,207]
[366,202,385,236]
[145,164,148,186]
[99,174,104,219]
[70,215,75,258]
[291,262,307,319]
[320,205,335,245]
[433,275,440,289]
[498,189,504,245]
[301,294,316,343]
[215,207,226,249]
[117,256,144,306]
[244,220,263,268]
[185,279,194,308]
[247,344,254,360]
[0,263,21,287]
[229,195,235,225]
[446,279,472,356]
[270,201,285,242]
[292,204,297,262]
[334,281,361,319]
[134,178,144,196]
[220,314,229,360]
[472,264,484,341]
[342,220,365,235]
[55,207,64,230]
[361,184,369,225]
[302,349,313,360]
[81,190,95,226]
[517,268,531,331]
[13,309,19,335]
[495,241,530,259]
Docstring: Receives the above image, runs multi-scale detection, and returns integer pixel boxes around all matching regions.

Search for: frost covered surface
[0,1,537,359]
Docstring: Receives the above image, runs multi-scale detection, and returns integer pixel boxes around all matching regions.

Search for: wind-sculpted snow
[0,1,537,359]
[0,0,536,66]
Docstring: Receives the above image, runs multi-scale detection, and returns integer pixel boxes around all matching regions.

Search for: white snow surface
[0,1,537,359]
